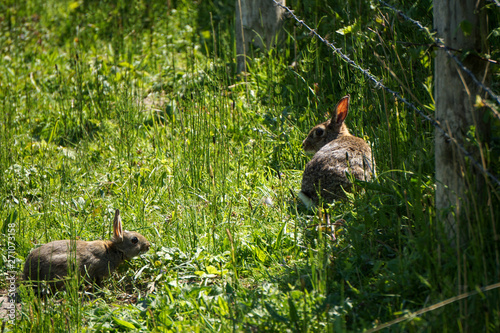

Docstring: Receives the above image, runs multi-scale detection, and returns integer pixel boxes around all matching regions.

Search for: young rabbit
[23,209,150,291]
[298,95,375,208]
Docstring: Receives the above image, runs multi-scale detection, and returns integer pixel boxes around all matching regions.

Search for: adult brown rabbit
[298,95,375,208]
[23,209,150,291]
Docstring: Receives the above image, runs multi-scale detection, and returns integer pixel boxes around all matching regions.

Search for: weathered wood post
[434,0,489,243]
[235,0,286,73]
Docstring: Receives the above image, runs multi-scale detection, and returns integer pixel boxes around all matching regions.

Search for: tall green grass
[1,0,499,331]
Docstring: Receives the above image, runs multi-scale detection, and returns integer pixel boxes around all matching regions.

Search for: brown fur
[23,209,150,290]
[299,95,375,206]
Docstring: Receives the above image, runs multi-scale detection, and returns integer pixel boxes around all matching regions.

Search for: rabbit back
[301,135,374,203]
[23,241,68,286]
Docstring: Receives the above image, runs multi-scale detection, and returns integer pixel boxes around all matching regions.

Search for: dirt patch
[143,91,168,111]
[0,294,21,323]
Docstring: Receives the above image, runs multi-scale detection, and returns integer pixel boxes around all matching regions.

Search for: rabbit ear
[334,95,350,125]
[113,209,124,242]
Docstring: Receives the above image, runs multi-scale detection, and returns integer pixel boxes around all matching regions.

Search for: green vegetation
[1,0,499,331]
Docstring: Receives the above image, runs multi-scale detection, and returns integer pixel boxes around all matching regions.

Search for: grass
[1,0,499,331]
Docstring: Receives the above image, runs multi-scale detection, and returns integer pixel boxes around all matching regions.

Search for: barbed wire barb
[272,0,500,188]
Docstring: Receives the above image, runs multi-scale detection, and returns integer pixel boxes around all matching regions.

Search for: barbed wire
[272,0,500,188]
[378,0,500,110]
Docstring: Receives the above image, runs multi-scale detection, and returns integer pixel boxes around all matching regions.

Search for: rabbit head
[302,95,351,154]
[112,209,150,260]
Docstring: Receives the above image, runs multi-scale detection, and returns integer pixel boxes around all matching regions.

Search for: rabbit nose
[143,242,151,252]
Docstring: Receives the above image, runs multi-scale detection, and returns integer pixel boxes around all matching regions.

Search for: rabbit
[298,95,375,208]
[23,209,150,291]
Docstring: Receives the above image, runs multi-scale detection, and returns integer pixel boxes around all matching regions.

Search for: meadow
[1,0,499,331]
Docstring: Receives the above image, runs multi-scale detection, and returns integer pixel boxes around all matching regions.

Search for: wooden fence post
[235,0,285,73]
[434,0,490,243]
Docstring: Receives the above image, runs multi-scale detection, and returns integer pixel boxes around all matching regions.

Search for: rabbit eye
[131,236,138,244]
[315,128,324,137]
